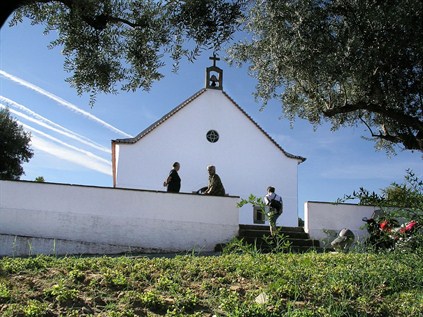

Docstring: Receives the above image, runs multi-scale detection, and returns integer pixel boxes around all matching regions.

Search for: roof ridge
[221,91,306,163]
[112,88,207,144]
[112,88,305,164]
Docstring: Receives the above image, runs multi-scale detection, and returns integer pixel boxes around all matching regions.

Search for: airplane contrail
[0,69,132,138]
[21,122,112,168]
[0,97,111,154]
[31,134,112,176]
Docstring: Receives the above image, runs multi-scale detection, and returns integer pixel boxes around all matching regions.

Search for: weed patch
[0,251,421,316]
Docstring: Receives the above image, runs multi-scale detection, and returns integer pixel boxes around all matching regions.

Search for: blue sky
[0,18,421,218]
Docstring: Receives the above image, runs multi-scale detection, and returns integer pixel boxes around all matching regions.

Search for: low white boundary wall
[0,180,239,256]
[304,201,379,247]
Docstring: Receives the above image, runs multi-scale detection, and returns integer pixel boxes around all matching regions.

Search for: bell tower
[205,54,223,90]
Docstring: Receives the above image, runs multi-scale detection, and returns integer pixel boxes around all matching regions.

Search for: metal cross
[209,54,220,67]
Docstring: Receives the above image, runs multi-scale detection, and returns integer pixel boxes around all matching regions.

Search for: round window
[206,130,219,143]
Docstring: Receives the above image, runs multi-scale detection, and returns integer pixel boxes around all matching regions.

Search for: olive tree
[2,1,422,152]
[228,0,423,152]
[2,0,243,104]
[0,108,34,180]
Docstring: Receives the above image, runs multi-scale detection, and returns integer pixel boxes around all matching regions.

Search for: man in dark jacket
[163,162,181,193]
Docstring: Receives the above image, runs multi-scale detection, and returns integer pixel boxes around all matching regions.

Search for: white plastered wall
[0,180,239,256]
[304,201,380,246]
[115,89,302,227]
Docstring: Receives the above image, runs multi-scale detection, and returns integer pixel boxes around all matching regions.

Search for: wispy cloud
[21,123,112,175]
[271,129,348,158]
[0,97,110,154]
[0,69,132,138]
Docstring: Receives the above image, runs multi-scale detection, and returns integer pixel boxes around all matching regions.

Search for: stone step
[238,224,313,242]
[240,236,320,247]
[215,224,329,253]
[238,228,309,239]
[239,224,305,233]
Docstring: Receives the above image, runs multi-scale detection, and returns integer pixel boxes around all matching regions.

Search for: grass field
[1,244,422,317]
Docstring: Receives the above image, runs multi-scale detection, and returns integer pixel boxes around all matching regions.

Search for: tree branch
[323,101,423,132]
[359,116,423,151]
[1,0,147,31]
[81,14,147,30]
[56,0,147,30]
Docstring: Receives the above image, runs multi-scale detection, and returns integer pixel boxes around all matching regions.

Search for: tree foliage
[35,176,45,182]
[5,0,243,104]
[339,169,423,252]
[228,0,423,152]
[2,1,423,152]
[339,169,423,220]
[0,108,34,180]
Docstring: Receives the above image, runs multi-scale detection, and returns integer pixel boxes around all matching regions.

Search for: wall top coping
[305,201,377,207]
[0,180,240,199]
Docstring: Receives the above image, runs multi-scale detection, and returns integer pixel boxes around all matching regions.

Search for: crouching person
[331,228,355,252]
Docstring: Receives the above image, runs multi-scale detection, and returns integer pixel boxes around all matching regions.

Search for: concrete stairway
[216,224,325,253]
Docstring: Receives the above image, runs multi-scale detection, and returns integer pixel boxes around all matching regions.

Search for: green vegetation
[0,107,33,180]
[2,171,421,315]
[0,250,422,316]
[3,1,422,151]
[339,169,423,252]
[339,170,422,211]
[228,0,423,152]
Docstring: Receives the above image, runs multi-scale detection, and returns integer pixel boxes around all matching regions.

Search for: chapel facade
[112,58,305,227]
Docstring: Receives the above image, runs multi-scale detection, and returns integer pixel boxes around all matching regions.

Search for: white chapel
[112,58,306,227]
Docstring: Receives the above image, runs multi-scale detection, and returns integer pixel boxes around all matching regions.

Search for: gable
[112,88,306,163]
[111,65,305,227]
